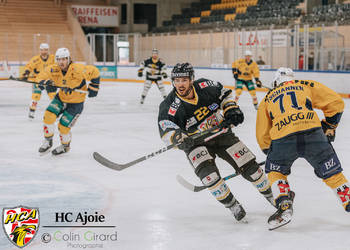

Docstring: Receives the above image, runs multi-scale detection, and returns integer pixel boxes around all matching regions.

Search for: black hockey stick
[176,161,266,192]
[9,76,88,94]
[93,126,229,171]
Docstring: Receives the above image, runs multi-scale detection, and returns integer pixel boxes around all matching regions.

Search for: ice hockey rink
[1,79,350,250]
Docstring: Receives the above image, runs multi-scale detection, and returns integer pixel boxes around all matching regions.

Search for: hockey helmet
[152,48,158,55]
[171,63,194,81]
[40,43,49,50]
[55,48,70,62]
[244,50,253,56]
[272,67,294,87]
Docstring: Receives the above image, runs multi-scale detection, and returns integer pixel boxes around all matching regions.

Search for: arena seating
[302,3,350,25]
[153,0,303,33]
[0,0,90,62]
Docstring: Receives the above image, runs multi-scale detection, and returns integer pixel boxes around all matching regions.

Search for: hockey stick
[93,126,228,171]
[176,161,266,192]
[9,76,88,94]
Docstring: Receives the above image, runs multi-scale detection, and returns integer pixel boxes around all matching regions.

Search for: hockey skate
[140,95,145,104]
[268,191,295,230]
[39,137,53,155]
[52,143,70,155]
[28,109,35,120]
[229,200,247,222]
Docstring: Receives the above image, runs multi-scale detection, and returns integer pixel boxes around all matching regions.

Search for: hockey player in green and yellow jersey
[256,67,349,230]
[36,48,100,155]
[21,43,56,119]
[232,50,262,110]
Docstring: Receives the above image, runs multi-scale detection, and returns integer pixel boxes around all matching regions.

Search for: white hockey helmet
[40,43,49,50]
[272,67,294,87]
[55,48,70,62]
[152,48,158,54]
[244,50,253,56]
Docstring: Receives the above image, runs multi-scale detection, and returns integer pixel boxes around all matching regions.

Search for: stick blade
[93,152,128,171]
[176,175,206,192]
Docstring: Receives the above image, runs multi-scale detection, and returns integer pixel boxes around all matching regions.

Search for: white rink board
[0,79,349,250]
[118,65,350,95]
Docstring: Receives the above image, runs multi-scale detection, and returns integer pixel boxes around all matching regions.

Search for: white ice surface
[0,80,350,250]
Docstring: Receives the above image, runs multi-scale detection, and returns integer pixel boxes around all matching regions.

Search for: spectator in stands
[308,51,314,70]
[299,54,304,70]
[257,56,266,65]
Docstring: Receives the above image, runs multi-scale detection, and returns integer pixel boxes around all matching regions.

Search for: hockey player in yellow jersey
[256,67,349,230]
[36,48,100,155]
[232,50,262,110]
[21,43,56,119]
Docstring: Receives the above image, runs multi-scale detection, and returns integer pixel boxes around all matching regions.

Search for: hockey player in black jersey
[138,48,168,104]
[158,63,275,222]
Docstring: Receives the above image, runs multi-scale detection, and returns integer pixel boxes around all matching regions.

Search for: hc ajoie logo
[55,212,105,225]
[2,206,40,248]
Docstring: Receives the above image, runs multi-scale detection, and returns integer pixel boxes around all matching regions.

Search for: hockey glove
[255,78,262,88]
[233,73,239,80]
[138,71,143,77]
[38,80,52,90]
[21,70,30,80]
[46,85,57,93]
[88,87,98,98]
[321,120,336,142]
[162,72,168,79]
[222,105,244,127]
[172,130,194,151]
[62,87,74,95]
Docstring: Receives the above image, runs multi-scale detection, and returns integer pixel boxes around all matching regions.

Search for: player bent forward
[36,48,100,155]
[256,67,350,230]
[158,63,274,221]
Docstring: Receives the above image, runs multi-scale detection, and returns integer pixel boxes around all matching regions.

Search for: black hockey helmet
[171,63,194,81]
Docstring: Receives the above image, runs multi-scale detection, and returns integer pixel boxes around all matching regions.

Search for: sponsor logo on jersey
[208,103,219,111]
[2,206,39,248]
[192,150,208,162]
[274,112,315,131]
[199,81,208,88]
[168,98,181,116]
[159,120,179,131]
[185,117,197,130]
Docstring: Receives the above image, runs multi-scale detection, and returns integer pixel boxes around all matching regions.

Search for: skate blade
[239,218,248,224]
[268,219,290,231]
[39,149,51,156]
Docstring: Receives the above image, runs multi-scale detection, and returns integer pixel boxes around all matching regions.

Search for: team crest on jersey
[2,206,40,248]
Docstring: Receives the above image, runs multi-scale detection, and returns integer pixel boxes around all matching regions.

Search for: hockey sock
[324,172,350,211]
[268,171,291,207]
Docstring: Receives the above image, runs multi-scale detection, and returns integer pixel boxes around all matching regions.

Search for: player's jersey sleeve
[158,100,180,146]
[138,59,146,72]
[24,56,38,73]
[85,65,100,92]
[251,61,260,78]
[232,60,238,75]
[256,100,272,150]
[306,80,344,125]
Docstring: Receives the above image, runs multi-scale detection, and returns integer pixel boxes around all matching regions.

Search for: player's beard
[177,85,193,98]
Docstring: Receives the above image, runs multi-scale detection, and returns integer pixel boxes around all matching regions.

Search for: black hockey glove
[255,78,262,88]
[21,70,30,80]
[172,130,194,151]
[321,120,336,142]
[222,106,244,127]
[162,72,168,79]
[62,87,74,95]
[138,71,143,77]
[46,85,57,93]
[38,80,52,91]
[233,73,238,80]
[88,87,98,98]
